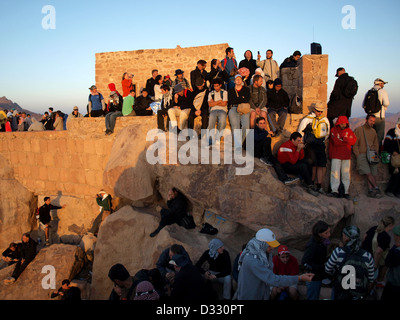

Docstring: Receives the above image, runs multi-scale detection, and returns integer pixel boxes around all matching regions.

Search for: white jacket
[298,112,330,140]
[372,85,390,119]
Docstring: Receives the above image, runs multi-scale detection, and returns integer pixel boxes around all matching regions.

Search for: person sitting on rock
[1,242,21,267]
[4,233,37,285]
[134,88,153,116]
[108,263,136,300]
[150,188,188,237]
[249,74,268,129]
[51,279,82,300]
[156,244,192,286]
[195,238,232,300]
[266,78,290,137]
[277,132,319,196]
[254,117,298,185]
[88,190,113,236]
[168,84,193,132]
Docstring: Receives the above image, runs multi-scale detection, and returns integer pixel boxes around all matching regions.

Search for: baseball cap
[278,245,290,255]
[335,67,344,77]
[255,228,280,248]
[89,85,97,90]
[374,78,388,85]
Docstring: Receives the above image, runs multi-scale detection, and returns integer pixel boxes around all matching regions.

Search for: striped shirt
[325,247,375,283]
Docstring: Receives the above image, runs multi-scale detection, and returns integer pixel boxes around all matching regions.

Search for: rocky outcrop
[0,244,84,300]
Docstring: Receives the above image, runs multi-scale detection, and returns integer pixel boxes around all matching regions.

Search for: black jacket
[327,73,354,119]
[39,203,62,225]
[190,67,209,89]
[239,55,258,84]
[195,249,231,278]
[228,86,250,108]
[280,55,298,69]
[267,88,290,110]
[207,67,229,86]
[145,77,157,97]
[134,95,152,113]
[21,238,37,262]
[301,235,328,281]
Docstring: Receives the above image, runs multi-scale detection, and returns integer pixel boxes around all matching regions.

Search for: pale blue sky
[0,0,399,116]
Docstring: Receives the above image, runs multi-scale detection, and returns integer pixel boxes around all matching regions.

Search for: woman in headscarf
[134,281,160,301]
[236,228,314,300]
[195,238,232,300]
[325,226,375,300]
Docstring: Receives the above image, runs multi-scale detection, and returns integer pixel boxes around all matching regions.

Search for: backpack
[334,247,370,300]
[363,88,382,114]
[288,94,302,114]
[343,76,358,99]
[180,214,196,229]
[302,116,329,144]
[199,222,218,235]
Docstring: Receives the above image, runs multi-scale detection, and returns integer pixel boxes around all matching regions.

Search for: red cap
[278,245,290,255]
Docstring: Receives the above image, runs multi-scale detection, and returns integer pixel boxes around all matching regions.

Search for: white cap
[256,228,280,248]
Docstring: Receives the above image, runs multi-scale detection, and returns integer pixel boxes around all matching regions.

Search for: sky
[0,0,399,117]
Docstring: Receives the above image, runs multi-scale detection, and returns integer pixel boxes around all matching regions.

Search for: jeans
[228,107,250,146]
[207,110,227,142]
[306,280,322,300]
[374,117,385,150]
[330,159,350,193]
[105,111,122,132]
[267,107,288,133]
[209,270,232,300]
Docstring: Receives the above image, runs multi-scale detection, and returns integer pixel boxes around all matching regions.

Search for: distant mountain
[349,112,400,132]
[0,96,42,120]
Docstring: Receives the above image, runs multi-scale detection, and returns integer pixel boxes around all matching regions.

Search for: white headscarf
[208,238,224,260]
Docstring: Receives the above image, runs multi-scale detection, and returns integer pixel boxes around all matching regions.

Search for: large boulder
[0,244,85,300]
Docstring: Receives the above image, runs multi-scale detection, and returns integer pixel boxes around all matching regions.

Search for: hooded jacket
[327,73,354,119]
[328,116,357,160]
[277,139,305,165]
[239,51,258,84]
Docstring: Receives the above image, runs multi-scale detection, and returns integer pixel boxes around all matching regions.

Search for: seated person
[271,245,299,300]
[188,77,210,133]
[383,118,400,197]
[167,84,193,131]
[195,239,232,300]
[157,84,173,132]
[266,78,289,137]
[2,242,21,267]
[156,244,192,285]
[105,91,123,135]
[249,74,268,129]
[207,77,228,146]
[122,90,136,116]
[277,132,319,196]
[134,89,153,116]
[280,50,302,69]
[254,117,298,185]
[51,279,81,300]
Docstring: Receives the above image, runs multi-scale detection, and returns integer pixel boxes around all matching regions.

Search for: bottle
[37,237,41,245]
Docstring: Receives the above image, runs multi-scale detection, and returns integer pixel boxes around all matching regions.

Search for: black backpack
[288,94,302,114]
[343,76,358,99]
[334,247,370,300]
[362,89,382,114]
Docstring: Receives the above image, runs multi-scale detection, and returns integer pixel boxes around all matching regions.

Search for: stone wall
[95,43,229,99]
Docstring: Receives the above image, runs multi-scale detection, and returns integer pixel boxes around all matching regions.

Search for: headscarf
[238,237,272,270]
[134,281,160,301]
[208,238,224,260]
[343,226,361,253]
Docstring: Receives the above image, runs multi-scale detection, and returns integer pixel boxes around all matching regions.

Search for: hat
[374,78,388,85]
[234,74,242,79]
[393,225,400,236]
[108,264,130,281]
[174,83,184,93]
[313,102,325,112]
[278,245,290,255]
[335,67,345,77]
[174,69,184,76]
[73,106,79,111]
[169,254,189,267]
[89,85,97,90]
[256,228,280,248]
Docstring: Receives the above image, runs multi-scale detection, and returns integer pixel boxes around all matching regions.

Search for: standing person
[383,118,400,197]
[207,77,228,147]
[370,78,390,151]
[254,117,298,185]
[121,72,134,98]
[88,190,113,236]
[41,112,53,130]
[88,85,106,117]
[221,47,238,75]
[195,239,232,300]
[327,67,357,127]
[3,233,37,285]
[327,115,357,199]
[325,226,375,300]
[145,69,158,98]
[301,220,331,300]
[38,197,66,246]
[353,114,381,198]
[149,188,188,238]
[228,74,251,148]
[362,215,395,288]
[381,225,400,301]
[239,50,258,85]
[256,49,280,82]
[271,245,300,300]
[236,228,314,300]
[53,111,64,131]
[266,78,290,137]
[157,84,173,132]
[297,102,330,194]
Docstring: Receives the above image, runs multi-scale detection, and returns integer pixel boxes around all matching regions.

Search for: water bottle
[37,237,41,245]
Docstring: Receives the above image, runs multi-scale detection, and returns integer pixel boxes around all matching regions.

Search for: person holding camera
[88,190,113,236]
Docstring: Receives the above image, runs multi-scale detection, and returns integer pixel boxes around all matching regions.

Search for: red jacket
[328,116,357,160]
[277,140,304,165]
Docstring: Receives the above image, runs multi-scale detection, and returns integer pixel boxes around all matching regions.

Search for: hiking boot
[343,194,352,200]
[260,157,274,167]
[307,186,320,197]
[283,177,299,185]
[3,277,15,285]
[316,187,326,195]
[327,192,339,198]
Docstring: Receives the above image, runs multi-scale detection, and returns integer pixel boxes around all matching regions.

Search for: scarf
[208,239,224,260]
[238,237,272,270]
[343,226,361,253]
